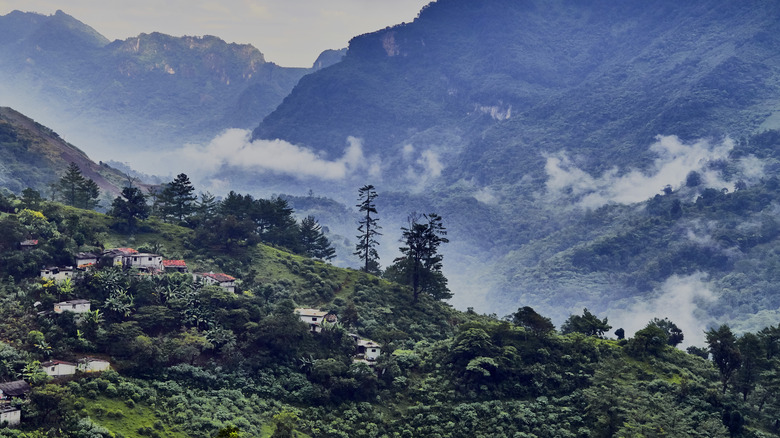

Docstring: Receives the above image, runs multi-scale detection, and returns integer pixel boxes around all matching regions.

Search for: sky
[0,0,432,67]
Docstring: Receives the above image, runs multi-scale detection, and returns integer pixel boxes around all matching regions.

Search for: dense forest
[1,168,780,437]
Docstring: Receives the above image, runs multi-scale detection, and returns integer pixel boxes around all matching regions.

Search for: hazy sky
[0,0,432,67]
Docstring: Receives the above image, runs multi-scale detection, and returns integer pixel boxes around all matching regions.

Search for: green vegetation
[0,195,778,437]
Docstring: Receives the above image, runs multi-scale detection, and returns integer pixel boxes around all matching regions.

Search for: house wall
[43,363,77,377]
[54,303,90,314]
[0,408,20,427]
[81,360,111,372]
[365,347,381,361]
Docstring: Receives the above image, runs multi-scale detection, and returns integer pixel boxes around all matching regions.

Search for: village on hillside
[2,245,381,428]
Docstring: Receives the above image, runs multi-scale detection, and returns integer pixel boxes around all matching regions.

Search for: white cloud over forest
[545,135,735,208]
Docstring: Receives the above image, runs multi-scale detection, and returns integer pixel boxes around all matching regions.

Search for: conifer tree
[55,162,100,209]
[389,212,450,302]
[157,173,197,223]
[300,215,336,261]
[355,185,381,274]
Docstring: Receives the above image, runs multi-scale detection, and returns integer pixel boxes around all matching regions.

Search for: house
[78,357,110,373]
[195,272,237,293]
[162,259,188,273]
[40,266,76,282]
[53,299,90,314]
[75,252,98,268]
[295,308,329,333]
[0,380,31,401]
[40,360,77,377]
[355,339,382,362]
[19,239,38,251]
[122,253,163,271]
[0,406,20,427]
[99,248,138,267]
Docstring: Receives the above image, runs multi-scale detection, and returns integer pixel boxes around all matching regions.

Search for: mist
[611,273,717,348]
[545,135,735,209]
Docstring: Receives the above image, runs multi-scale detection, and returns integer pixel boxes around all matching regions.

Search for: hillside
[0,198,779,437]
[0,107,131,198]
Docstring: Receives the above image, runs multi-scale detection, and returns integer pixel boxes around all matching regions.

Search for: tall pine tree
[355,185,381,274]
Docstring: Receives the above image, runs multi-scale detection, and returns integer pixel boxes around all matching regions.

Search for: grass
[82,396,188,438]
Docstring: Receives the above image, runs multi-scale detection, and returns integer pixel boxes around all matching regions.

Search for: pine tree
[388,212,450,302]
[157,173,197,223]
[110,186,150,232]
[300,215,336,261]
[55,162,100,209]
[355,185,382,274]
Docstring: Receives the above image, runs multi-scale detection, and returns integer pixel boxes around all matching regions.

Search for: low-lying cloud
[611,273,717,348]
[136,129,380,185]
[545,135,735,208]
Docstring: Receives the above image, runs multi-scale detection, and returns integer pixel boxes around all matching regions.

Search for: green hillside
[0,192,779,437]
[0,107,131,199]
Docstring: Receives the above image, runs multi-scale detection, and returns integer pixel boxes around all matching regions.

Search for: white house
[78,357,111,373]
[40,360,77,377]
[0,406,20,427]
[195,272,237,293]
[355,338,382,362]
[122,253,163,271]
[295,308,329,332]
[53,299,90,314]
[40,266,76,282]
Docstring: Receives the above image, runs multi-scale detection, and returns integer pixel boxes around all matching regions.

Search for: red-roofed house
[163,260,188,273]
[19,239,38,251]
[195,272,236,293]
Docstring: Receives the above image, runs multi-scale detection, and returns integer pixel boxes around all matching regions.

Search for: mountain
[245,0,780,327]
[0,10,340,161]
[253,0,780,184]
[0,106,131,198]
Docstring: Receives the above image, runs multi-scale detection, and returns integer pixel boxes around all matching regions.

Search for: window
[311,317,317,321]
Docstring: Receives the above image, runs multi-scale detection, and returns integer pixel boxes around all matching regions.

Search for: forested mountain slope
[254,0,780,183]
[0,107,129,198]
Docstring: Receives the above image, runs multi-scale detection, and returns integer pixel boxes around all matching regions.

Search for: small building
[53,299,90,314]
[355,338,382,362]
[123,253,163,271]
[75,252,99,268]
[40,266,76,282]
[78,357,111,373]
[162,259,188,273]
[19,239,38,251]
[40,360,77,377]
[99,248,138,267]
[195,272,237,293]
[0,406,20,427]
[295,308,329,333]
[0,380,31,401]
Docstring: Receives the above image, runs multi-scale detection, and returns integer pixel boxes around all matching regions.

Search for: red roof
[114,247,138,254]
[163,260,187,267]
[201,272,236,282]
